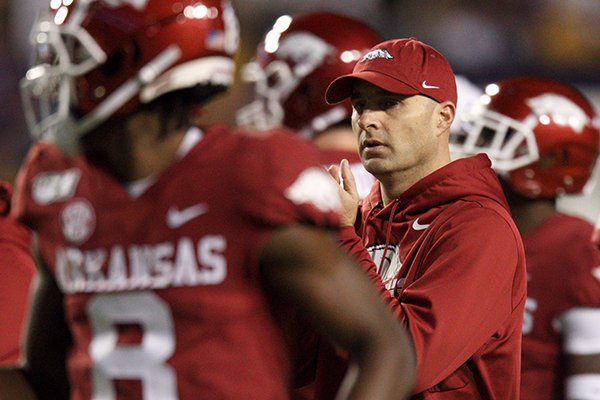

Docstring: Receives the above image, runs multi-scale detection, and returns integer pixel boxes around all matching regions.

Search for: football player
[0,180,35,366]
[452,76,600,400]
[237,11,382,200]
[0,1,415,399]
[237,13,384,399]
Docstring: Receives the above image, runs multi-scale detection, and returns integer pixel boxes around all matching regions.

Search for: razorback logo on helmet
[526,94,591,133]
[277,32,333,77]
[32,169,81,205]
[99,0,149,10]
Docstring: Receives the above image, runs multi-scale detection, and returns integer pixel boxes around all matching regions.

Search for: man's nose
[357,108,380,132]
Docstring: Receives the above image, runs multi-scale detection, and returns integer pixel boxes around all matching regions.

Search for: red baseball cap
[325,37,457,105]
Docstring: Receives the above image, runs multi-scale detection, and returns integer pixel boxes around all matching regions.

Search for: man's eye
[381,99,398,109]
[352,102,365,113]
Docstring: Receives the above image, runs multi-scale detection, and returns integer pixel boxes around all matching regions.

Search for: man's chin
[362,158,386,177]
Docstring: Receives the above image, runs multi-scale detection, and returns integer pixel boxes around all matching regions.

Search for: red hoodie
[320,154,527,399]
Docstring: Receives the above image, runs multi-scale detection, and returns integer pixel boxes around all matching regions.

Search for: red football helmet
[236,12,382,139]
[20,0,239,145]
[450,76,600,198]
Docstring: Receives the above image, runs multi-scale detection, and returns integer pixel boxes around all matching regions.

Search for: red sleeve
[404,207,525,390]
[11,142,72,231]
[336,226,399,309]
[565,221,600,307]
[11,144,43,229]
[0,183,36,365]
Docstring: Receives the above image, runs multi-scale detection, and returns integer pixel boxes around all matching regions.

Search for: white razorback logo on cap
[362,49,393,61]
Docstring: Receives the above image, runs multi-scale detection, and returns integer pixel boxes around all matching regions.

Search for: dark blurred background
[1,0,599,219]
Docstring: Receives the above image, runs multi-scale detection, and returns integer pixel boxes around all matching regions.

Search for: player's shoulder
[549,213,594,236]
[526,213,593,246]
[534,213,597,256]
[207,123,304,142]
[227,124,314,149]
[206,124,321,166]
[18,141,79,181]
[12,142,91,224]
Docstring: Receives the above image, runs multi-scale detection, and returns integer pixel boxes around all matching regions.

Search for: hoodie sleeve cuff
[336,226,379,277]
[336,226,401,316]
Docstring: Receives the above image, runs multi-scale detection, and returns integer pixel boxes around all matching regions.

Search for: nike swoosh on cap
[422,80,440,89]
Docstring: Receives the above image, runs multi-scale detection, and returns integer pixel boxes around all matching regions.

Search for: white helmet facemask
[449,106,540,174]
[235,59,293,131]
[20,5,181,153]
[20,8,106,147]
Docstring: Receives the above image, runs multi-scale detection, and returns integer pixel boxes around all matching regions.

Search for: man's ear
[436,101,456,134]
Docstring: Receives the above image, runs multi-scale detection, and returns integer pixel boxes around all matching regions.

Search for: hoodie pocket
[416,363,483,399]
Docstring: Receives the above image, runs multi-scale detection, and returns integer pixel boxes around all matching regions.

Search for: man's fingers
[328,164,341,185]
[340,159,359,199]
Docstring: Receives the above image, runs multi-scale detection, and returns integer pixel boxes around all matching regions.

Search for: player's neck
[128,127,187,181]
[124,110,188,181]
[509,198,556,236]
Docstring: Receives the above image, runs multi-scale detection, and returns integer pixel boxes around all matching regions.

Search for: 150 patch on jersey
[32,169,81,205]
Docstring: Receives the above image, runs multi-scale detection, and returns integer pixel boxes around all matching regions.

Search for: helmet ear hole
[561,147,570,165]
[538,153,557,170]
[101,51,125,77]
[100,39,142,77]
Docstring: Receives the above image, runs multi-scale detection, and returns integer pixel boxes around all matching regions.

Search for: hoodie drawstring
[378,199,400,274]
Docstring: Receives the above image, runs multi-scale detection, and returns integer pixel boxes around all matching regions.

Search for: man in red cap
[322,37,527,399]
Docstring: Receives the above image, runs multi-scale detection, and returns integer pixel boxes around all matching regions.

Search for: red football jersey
[13,126,341,400]
[520,213,600,400]
[0,182,35,365]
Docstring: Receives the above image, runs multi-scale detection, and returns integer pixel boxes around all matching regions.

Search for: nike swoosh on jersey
[167,204,208,229]
[412,218,430,231]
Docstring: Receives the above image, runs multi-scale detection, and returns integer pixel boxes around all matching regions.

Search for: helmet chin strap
[73,44,182,139]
